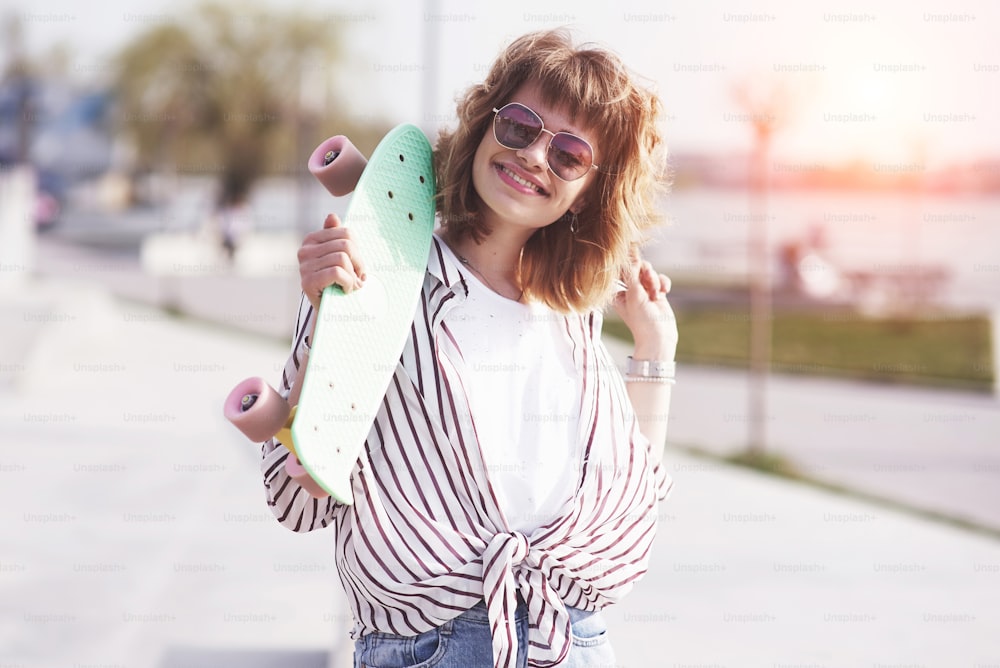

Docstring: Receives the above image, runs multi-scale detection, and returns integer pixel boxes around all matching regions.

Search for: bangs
[502,44,637,172]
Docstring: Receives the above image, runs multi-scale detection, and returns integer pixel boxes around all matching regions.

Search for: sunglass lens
[495,104,542,150]
[549,134,593,181]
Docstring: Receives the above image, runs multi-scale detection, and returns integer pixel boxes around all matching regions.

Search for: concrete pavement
[1,279,347,668]
[3,267,1000,667]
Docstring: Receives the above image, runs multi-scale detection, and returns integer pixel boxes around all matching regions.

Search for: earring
[566,211,578,234]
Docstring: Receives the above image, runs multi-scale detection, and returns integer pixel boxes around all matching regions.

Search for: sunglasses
[491,102,600,182]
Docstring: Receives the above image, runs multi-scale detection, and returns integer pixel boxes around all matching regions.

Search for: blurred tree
[113,2,342,209]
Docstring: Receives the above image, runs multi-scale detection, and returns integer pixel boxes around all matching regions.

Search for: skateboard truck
[225,378,328,497]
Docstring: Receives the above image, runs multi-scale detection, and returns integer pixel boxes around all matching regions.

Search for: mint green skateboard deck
[293,124,435,503]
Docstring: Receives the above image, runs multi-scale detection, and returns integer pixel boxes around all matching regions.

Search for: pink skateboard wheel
[308,136,368,197]
[223,377,291,443]
[285,456,330,499]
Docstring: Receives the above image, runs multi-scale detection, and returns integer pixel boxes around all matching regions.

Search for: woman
[262,29,676,668]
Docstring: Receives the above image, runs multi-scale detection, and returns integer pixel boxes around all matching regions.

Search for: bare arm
[612,255,678,466]
[627,340,674,466]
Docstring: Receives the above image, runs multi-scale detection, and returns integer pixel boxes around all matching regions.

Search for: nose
[515,129,553,172]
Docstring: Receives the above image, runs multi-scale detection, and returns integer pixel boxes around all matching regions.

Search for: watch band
[624,374,676,385]
[625,356,675,379]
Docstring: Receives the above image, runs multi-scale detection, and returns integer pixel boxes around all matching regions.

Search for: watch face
[626,357,647,376]
[626,357,674,378]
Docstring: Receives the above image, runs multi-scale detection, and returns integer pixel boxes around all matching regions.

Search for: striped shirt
[261,236,673,668]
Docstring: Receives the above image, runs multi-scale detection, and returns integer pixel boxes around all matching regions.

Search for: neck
[444,224,531,300]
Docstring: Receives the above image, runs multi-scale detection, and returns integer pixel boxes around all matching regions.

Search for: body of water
[645,188,1000,312]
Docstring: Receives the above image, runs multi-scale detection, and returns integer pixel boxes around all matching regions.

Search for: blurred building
[0,76,115,227]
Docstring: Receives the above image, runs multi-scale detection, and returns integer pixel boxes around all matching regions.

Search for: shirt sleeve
[260,293,341,532]
[648,439,675,502]
[626,420,674,503]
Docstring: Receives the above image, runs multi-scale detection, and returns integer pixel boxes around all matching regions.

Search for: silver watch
[625,356,675,378]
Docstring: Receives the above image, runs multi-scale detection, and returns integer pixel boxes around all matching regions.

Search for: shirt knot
[482,530,533,667]
[489,530,530,566]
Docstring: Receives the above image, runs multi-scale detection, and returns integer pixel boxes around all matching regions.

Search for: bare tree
[112,2,343,211]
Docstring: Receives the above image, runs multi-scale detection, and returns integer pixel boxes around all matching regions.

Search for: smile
[497,164,547,195]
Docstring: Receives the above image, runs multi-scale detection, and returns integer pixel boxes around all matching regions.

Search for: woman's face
[471,80,600,234]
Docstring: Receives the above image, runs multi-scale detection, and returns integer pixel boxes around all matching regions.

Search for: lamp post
[731,78,790,453]
[747,125,772,452]
[422,0,441,138]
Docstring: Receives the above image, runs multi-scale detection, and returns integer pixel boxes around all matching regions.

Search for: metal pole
[421,0,440,138]
[747,136,772,452]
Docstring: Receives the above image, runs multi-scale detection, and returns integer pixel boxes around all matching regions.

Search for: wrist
[629,318,677,359]
[625,355,676,386]
[632,340,676,362]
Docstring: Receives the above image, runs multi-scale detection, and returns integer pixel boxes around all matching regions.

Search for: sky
[4,0,998,168]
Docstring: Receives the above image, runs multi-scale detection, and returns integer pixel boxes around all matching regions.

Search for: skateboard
[223,125,436,504]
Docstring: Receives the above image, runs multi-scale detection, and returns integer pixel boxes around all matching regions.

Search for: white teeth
[501,166,542,193]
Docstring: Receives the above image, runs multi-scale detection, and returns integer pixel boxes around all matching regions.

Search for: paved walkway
[3,265,999,667]
[2,280,346,668]
[661,364,1000,531]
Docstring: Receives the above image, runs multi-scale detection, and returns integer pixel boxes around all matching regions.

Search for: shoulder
[425,234,468,293]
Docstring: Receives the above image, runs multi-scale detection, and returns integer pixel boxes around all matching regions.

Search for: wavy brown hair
[435,29,667,313]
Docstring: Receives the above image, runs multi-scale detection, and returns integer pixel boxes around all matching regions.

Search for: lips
[496,162,548,196]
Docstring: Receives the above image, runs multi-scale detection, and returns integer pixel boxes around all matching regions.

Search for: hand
[298,213,367,311]
[612,250,678,361]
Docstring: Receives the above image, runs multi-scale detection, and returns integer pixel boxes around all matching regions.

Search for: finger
[638,262,673,300]
[300,225,366,284]
[650,273,669,301]
[301,214,345,249]
[619,251,642,290]
[300,246,363,296]
[314,265,362,295]
[318,215,364,281]
[303,220,351,247]
[639,261,660,299]
[301,248,359,286]
[303,264,362,300]
[313,238,365,285]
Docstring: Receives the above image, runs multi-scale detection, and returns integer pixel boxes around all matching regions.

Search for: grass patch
[725,449,802,478]
[603,307,994,392]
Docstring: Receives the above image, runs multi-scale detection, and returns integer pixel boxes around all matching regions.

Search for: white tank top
[437,237,582,534]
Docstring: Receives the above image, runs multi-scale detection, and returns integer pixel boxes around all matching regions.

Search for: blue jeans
[353,600,616,667]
